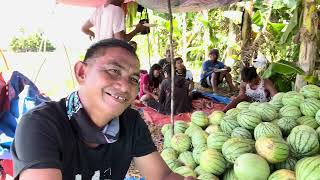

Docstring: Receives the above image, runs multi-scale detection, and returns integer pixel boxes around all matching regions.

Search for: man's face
[78,47,140,118]
[175,60,184,71]
[209,54,218,61]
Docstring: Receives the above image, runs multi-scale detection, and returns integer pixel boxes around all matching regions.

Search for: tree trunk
[182,13,188,61]
[203,10,210,57]
[295,0,318,91]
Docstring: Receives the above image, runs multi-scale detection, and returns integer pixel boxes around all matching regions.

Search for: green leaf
[252,10,263,26]
[273,0,286,9]
[268,22,286,33]
[303,75,319,84]
[280,7,298,44]
[262,60,304,78]
[262,65,273,78]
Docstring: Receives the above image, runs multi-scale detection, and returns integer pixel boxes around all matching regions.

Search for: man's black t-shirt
[11,98,156,180]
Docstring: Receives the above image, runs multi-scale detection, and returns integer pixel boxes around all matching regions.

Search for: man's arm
[114,23,147,41]
[222,82,249,112]
[264,79,278,97]
[81,20,95,40]
[19,169,62,180]
[134,152,195,180]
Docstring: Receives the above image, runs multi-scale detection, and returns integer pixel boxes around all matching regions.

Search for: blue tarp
[192,90,231,104]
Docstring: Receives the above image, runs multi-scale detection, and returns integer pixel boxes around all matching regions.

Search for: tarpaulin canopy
[57,0,240,12]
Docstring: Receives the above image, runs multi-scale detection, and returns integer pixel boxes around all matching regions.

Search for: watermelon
[295,156,320,180]
[161,124,172,135]
[277,117,298,136]
[193,146,208,164]
[174,166,197,177]
[200,149,227,175]
[287,126,319,158]
[256,103,278,122]
[208,111,225,125]
[316,126,320,139]
[161,148,178,162]
[296,116,319,129]
[166,159,183,171]
[231,127,252,139]
[281,91,304,107]
[248,102,262,112]
[195,166,207,176]
[185,123,203,137]
[171,133,191,152]
[191,111,209,128]
[207,132,230,151]
[226,108,241,116]
[174,121,189,134]
[237,109,262,130]
[300,84,320,99]
[254,122,282,140]
[236,101,251,110]
[220,116,240,135]
[300,98,320,117]
[178,151,197,169]
[269,100,284,111]
[205,125,222,134]
[255,137,289,163]
[316,109,320,125]
[268,169,295,180]
[279,105,302,119]
[198,173,219,180]
[272,92,285,102]
[234,153,270,180]
[164,130,174,148]
[192,130,208,148]
[274,157,297,171]
[222,138,255,163]
[222,168,237,180]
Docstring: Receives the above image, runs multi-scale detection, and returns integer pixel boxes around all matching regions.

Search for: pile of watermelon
[160,84,320,180]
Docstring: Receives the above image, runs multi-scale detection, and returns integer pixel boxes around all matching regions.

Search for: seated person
[200,48,235,92]
[158,64,191,115]
[139,64,162,105]
[158,49,172,68]
[174,57,194,96]
[222,66,277,112]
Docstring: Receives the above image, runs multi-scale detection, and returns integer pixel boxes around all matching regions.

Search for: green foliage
[10,32,55,52]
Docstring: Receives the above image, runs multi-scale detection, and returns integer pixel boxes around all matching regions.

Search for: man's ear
[74,61,87,84]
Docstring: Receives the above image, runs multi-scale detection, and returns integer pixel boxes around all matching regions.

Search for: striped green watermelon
[256,103,278,122]
[274,157,297,171]
[208,111,225,125]
[195,166,207,176]
[231,127,252,139]
[207,132,230,151]
[178,151,197,169]
[269,100,284,111]
[272,92,285,102]
[268,169,295,180]
[193,146,208,164]
[237,109,262,130]
[316,109,320,125]
[220,116,240,135]
[316,126,320,139]
[205,125,222,134]
[255,137,289,163]
[300,84,320,99]
[287,126,319,158]
[222,168,237,180]
[175,121,189,133]
[185,123,203,137]
[271,119,280,125]
[197,173,219,180]
[300,98,320,117]
[254,122,282,140]
[279,105,302,119]
[164,130,174,148]
[277,117,298,136]
[192,130,208,148]
[234,153,270,180]
[236,101,251,110]
[248,102,262,112]
[222,138,255,163]
[295,156,320,180]
[161,148,178,162]
[200,149,227,175]
[296,116,319,129]
[166,159,183,171]
[281,91,304,107]
[161,124,172,135]
[191,111,209,128]
[174,166,197,177]
[171,133,191,152]
[226,108,241,116]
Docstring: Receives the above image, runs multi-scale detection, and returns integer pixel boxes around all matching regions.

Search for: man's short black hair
[241,66,258,82]
[209,48,219,57]
[83,38,138,62]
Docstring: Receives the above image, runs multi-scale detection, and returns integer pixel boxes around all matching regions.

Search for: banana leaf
[303,75,319,84]
[262,60,304,78]
[280,6,298,44]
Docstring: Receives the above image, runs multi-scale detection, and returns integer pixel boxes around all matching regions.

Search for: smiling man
[11,39,195,180]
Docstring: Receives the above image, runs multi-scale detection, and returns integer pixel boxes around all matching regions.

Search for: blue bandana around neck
[65,91,119,144]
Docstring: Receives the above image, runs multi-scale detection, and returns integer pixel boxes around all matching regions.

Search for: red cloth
[141,98,226,125]
[1,160,13,177]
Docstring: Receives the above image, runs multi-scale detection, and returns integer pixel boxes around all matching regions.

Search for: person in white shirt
[81,0,147,41]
